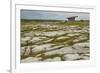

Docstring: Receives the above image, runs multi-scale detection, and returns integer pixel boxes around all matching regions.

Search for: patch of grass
[64,21,89,28]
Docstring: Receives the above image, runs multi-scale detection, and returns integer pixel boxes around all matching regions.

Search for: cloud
[21,10,89,20]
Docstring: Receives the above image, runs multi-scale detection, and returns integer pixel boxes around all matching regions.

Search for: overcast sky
[21,10,89,20]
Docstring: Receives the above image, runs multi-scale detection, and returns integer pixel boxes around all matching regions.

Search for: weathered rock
[21,47,26,56]
[21,57,42,63]
[73,36,87,43]
[72,43,89,53]
[43,57,61,62]
[83,53,89,56]
[21,37,31,45]
[72,42,89,49]
[63,54,80,60]
[21,40,27,45]
[81,27,89,33]
[43,39,53,43]
[32,27,38,30]
[52,57,61,61]
[73,39,79,43]
[44,58,53,62]
[74,30,82,33]
[44,47,75,56]
[21,21,90,62]
[45,45,64,51]
[24,31,34,37]
[24,46,31,56]
[80,56,89,60]
[42,31,67,37]
[67,33,80,37]
[77,48,89,53]
[32,44,53,54]
[80,53,89,60]
[56,36,69,40]
[82,26,89,32]
[66,26,81,33]
[30,37,43,43]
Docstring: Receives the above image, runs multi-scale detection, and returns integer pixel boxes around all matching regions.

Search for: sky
[21,10,89,20]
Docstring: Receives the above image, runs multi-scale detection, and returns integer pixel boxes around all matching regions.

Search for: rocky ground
[20,21,89,63]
